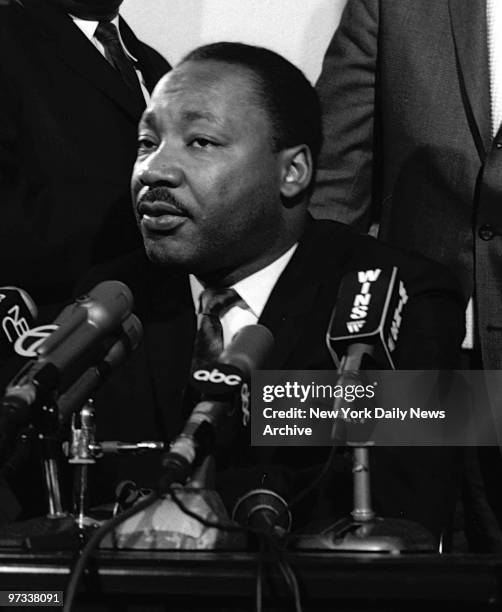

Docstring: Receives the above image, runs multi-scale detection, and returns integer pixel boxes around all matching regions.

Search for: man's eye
[190,137,218,149]
[138,137,157,151]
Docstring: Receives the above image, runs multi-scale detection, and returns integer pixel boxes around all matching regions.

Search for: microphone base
[293,516,437,553]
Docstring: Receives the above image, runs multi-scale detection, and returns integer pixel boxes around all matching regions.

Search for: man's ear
[279,144,313,200]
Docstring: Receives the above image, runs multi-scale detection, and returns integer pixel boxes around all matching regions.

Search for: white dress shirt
[190,244,298,347]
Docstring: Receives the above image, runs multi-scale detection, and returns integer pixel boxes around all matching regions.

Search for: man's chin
[143,242,192,270]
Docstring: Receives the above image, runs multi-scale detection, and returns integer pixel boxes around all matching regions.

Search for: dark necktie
[95,21,144,101]
[191,287,241,372]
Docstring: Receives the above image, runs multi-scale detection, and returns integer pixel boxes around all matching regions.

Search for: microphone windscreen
[327,267,408,369]
[221,324,274,376]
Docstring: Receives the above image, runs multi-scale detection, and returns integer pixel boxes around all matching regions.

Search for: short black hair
[181,42,323,172]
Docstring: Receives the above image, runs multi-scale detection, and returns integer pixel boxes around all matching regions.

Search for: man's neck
[197,213,306,287]
[197,243,298,288]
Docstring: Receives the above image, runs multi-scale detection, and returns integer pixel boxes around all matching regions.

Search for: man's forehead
[152,60,260,112]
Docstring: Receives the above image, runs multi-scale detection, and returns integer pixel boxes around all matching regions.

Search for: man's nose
[135,149,184,188]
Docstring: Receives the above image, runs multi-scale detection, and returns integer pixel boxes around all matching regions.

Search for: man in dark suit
[312,0,499,369]
[0,0,169,521]
[311,0,502,549]
[0,0,170,319]
[82,42,465,540]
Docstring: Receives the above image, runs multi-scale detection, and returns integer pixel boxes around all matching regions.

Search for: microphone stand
[295,350,437,553]
[67,402,165,528]
[294,443,437,552]
[39,396,66,519]
[0,394,79,551]
[68,400,99,530]
[0,399,165,550]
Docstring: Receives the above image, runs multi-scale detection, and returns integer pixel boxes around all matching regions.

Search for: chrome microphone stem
[74,464,89,529]
[351,446,375,522]
[43,456,65,518]
[94,440,165,454]
[68,402,96,524]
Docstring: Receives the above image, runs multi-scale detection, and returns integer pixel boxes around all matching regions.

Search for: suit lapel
[449,0,492,159]
[259,262,319,368]
[21,0,145,120]
[259,220,345,368]
[119,17,168,94]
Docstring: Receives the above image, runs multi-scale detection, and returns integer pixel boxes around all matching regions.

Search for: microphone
[232,488,292,537]
[294,269,438,552]
[327,267,408,523]
[158,324,274,492]
[0,287,38,473]
[326,267,409,447]
[327,266,408,371]
[57,313,143,427]
[191,323,274,398]
[0,286,39,400]
[0,287,37,365]
[1,281,134,432]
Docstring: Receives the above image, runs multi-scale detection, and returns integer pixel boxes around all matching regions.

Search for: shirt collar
[70,14,138,63]
[189,243,298,318]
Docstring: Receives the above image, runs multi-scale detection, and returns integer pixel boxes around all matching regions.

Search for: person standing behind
[311,0,502,550]
[0,0,170,320]
[0,0,169,519]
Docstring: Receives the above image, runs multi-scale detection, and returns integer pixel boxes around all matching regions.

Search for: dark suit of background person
[0,0,169,520]
[310,0,502,549]
[0,0,170,320]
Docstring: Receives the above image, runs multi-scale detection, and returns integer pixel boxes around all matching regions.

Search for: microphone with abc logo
[158,324,274,492]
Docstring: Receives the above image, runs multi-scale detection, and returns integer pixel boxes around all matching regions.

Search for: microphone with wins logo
[327,265,408,372]
[325,265,409,449]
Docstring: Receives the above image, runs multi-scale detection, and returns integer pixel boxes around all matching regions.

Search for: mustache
[137,187,188,214]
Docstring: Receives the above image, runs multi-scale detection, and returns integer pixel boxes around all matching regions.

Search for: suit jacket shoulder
[262,219,465,370]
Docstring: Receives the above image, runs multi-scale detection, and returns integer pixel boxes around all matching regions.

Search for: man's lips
[137,200,188,233]
[138,200,186,217]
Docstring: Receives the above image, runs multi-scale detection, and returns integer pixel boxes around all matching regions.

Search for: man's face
[49,0,123,20]
[132,61,293,284]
